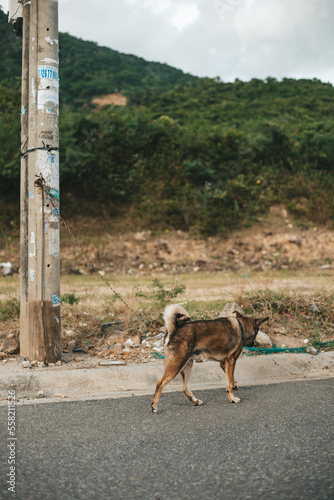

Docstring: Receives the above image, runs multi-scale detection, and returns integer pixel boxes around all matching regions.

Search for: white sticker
[49,228,60,256]
[37,89,58,111]
[30,231,35,243]
[30,269,35,281]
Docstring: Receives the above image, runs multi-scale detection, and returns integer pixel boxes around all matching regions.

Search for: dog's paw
[151,403,158,414]
[193,399,203,406]
[232,397,241,404]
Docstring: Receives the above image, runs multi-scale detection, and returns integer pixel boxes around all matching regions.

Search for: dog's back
[167,317,243,362]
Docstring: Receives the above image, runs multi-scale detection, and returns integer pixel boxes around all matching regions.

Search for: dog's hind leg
[181,359,203,406]
[225,357,241,404]
[151,357,188,413]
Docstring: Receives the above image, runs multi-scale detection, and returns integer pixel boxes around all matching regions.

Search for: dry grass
[1,271,334,354]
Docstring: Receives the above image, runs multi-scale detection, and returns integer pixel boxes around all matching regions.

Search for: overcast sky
[3,0,334,84]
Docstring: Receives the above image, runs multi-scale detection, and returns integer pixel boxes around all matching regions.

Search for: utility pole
[10,0,61,362]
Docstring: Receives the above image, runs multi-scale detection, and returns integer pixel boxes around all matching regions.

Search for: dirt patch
[1,211,334,363]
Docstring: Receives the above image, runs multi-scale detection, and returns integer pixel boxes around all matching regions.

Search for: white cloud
[171,3,200,31]
[1,0,333,84]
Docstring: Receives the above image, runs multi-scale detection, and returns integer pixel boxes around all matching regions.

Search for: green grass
[0,297,20,321]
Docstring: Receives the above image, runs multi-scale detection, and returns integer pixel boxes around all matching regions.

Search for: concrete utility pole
[10,0,61,362]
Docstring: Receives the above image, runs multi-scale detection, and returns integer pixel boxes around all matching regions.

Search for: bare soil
[1,209,334,364]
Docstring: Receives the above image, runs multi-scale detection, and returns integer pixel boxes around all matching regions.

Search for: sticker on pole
[51,293,61,307]
[49,228,60,256]
[38,65,58,81]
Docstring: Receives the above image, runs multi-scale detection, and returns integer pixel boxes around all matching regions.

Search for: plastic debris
[0,262,13,276]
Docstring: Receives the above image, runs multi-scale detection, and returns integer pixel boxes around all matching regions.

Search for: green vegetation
[1,8,334,235]
[61,292,80,305]
[0,297,20,321]
[135,278,186,308]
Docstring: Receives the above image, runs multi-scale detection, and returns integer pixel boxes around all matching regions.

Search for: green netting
[243,340,334,356]
[152,341,334,359]
[242,346,307,356]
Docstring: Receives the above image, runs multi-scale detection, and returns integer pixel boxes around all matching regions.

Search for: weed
[149,278,186,306]
[61,293,80,305]
[0,297,20,321]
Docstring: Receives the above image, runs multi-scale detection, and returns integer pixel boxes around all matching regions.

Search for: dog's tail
[163,304,190,347]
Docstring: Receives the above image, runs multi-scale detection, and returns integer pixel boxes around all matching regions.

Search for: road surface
[1,379,333,499]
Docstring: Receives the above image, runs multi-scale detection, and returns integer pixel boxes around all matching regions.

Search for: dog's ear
[234,311,243,318]
[255,317,269,327]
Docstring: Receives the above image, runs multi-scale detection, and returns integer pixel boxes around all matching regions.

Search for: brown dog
[151,304,269,413]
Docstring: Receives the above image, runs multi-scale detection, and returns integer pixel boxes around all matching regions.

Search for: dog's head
[234,311,269,346]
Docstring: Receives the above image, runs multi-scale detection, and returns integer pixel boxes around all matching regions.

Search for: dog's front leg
[225,358,240,404]
[220,361,238,392]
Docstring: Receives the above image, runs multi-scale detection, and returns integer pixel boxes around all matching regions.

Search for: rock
[68,340,76,350]
[36,390,45,399]
[37,362,44,368]
[22,360,32,369]
[219,303,243,318]
[74,357,84,362]
[64,330,76,337]
[254,330,273,348]
[303,339,309,344]
[97,350,107,358]
[272,327,287,334]
[55,360,62,366]
[3,338,20,355]
[310,303,319,313]
[134,232,146,241]
[319,264,331,270]
[124,338,134,348]
[131,334,141,345]
[306,346,318,356]
[122,346,131,354]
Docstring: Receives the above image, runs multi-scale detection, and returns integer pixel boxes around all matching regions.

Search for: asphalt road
[1,379,334,500]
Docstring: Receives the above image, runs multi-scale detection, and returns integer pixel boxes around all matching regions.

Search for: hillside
[0,9,198,108]
[1,7,334,237]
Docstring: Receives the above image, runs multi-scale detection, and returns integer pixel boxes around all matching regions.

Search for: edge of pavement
[0,351,333,405]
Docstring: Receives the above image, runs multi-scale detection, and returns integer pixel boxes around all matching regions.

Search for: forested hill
[0,8,198,107]
[1,7,334,236]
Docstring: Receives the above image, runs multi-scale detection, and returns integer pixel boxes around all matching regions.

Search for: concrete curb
[0,352,333,404]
